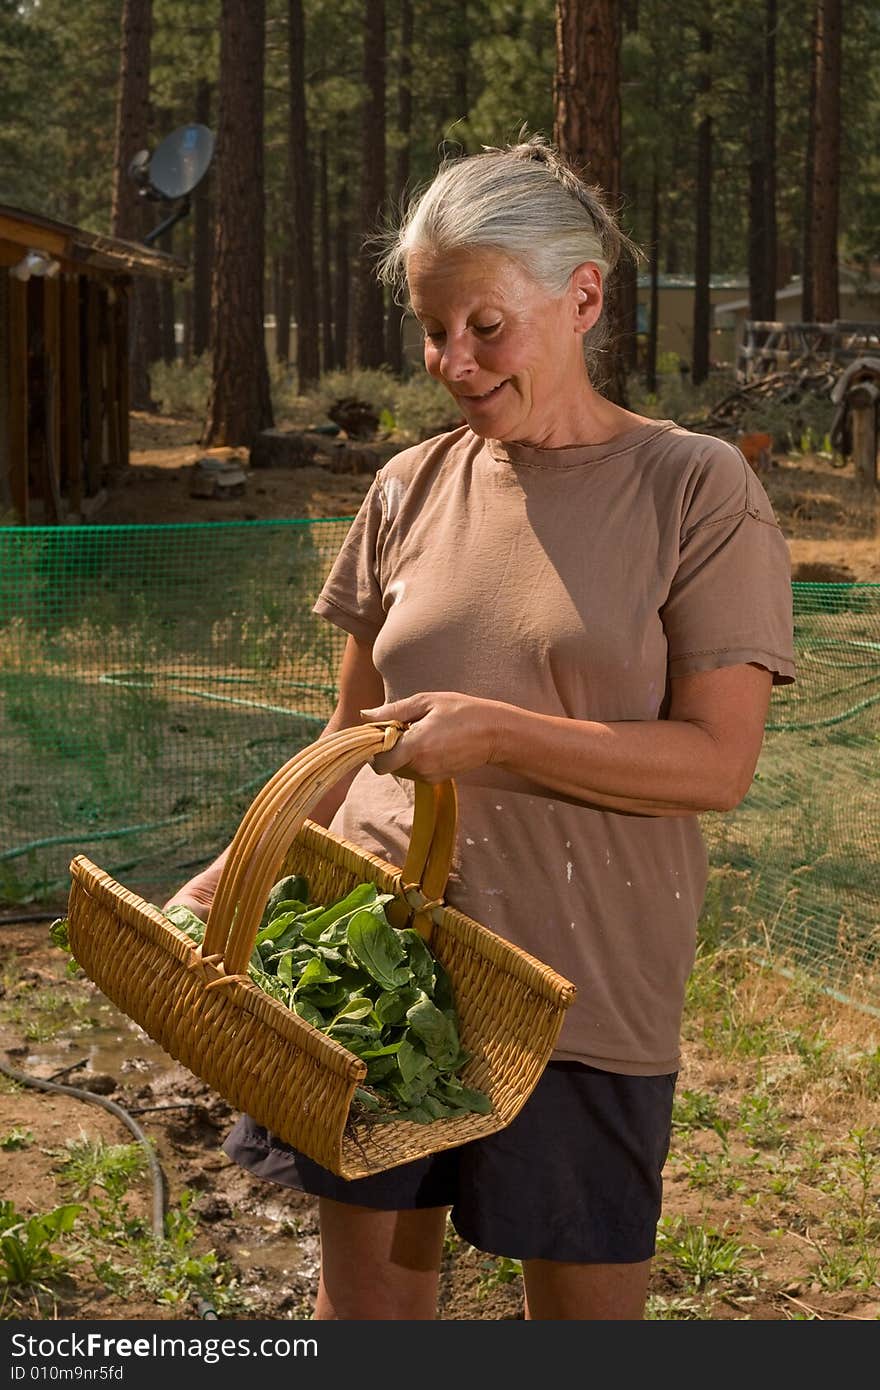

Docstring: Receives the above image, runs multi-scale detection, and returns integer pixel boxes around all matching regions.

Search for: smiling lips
[456,380,509,403]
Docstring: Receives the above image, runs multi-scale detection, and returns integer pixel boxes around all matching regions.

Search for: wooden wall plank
[43,275,62,521]
[105,287,121,474]
[8,277,28,523]
[62,275,83,514]
[117,284,130,467]
[86,280,103,494]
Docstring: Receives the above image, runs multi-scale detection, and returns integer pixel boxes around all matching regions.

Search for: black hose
[0,912,66,925]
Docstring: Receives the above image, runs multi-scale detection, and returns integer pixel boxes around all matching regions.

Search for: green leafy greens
[162,878,491,1127]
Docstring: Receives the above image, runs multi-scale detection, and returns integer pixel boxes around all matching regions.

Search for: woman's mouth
[456,380,509,405]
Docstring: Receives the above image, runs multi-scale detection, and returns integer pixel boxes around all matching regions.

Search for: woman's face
[407,245,601,447]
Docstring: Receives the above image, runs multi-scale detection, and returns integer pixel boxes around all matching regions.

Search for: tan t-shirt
[313,420,796,1074]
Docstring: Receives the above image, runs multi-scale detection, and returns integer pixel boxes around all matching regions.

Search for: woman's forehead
[407,245,537,311]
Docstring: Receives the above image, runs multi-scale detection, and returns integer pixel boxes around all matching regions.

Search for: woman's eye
[474,322,501,336]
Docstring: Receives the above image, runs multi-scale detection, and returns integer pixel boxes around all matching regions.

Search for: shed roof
[636,274,749,291]
[715,268,880,320]
[0,202,187,280]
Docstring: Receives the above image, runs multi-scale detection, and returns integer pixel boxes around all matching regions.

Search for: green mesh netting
[1,527,878,1009]
[700,582,880,1011]
[0,521,351,904]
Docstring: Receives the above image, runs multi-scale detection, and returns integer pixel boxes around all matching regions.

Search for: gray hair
[377,131,641,372]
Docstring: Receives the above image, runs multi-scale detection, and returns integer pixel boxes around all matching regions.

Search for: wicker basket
[67,722,577,1179]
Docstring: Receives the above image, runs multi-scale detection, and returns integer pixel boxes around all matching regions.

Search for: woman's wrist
[487,700,524,768]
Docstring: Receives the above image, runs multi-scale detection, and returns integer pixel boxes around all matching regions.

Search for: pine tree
[353,0,387,368]
[204,0,273,445]
[553,0,628,404]
[111,0,157,413]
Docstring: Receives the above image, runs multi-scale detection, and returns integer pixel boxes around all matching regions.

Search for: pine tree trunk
[646,163,659,395]
[452,0,468,121]
[747,55,766,323]
[353,0,387,369]
[289,0,319,389]
[192,79,213,359]
[111,0,155,414]
[552,0,627,406]
[334,175,351,370]
[319,131,335,372]
[275,254,291,365]
[617,0,638,374]
[810,0,841,322]
[384,0,412,372]
[691,24,713,386]
[802,3,820,323]
[762,0,777,315]
[204,0,273,446]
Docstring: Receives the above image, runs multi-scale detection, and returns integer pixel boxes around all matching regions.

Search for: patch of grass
[52,1134,148,1205]
[672,1088,727,1137]
[738,1092,789,1150]
[656,1216,756,1291]
[678,1148,747,1198]
[811,1241,878,1293]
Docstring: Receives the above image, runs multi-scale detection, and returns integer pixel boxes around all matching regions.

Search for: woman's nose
[440,336,477,382]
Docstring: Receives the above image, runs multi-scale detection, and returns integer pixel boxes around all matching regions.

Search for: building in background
[0,204,184,524]
[714,265,880,361]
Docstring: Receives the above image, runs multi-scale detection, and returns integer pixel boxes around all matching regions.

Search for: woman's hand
[162,847,230,920]
[362,692,506,783]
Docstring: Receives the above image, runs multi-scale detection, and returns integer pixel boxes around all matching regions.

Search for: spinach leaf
[400,929,436,993]
[259,874,310,929]
[346,909,411,991]
[300,883,381,940]
[405,994,462,1070]
[292,956,340,993]
[164,905,207,944]
[291,997,324,1028]
[373,985,421,1026]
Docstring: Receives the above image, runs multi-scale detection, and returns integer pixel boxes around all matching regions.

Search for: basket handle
[202,722,458,977]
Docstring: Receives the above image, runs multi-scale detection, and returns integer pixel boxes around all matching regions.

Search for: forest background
[1,0,878,442]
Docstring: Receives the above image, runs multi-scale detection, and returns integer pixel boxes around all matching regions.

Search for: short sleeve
[312,478,386,641]
[661,446,796,685]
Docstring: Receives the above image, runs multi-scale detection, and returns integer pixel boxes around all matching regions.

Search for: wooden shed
[0,204,185,524]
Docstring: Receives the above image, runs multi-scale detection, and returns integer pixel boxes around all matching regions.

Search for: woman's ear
[571,263,603,336]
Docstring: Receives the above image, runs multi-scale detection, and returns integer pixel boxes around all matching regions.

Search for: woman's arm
[163,634,383,912]
[364,663,774,817]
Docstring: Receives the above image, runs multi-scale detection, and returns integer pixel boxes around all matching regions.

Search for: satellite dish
[129,123,216,245]
[147,123,215,201]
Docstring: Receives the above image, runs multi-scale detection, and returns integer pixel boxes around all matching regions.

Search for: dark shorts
[222,1062,677,1264]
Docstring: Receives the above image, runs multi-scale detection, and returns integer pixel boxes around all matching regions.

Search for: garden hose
[0,1054,221,1318]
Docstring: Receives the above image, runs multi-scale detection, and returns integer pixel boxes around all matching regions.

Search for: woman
[167,134,795,1320]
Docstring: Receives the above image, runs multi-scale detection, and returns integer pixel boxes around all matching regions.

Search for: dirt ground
[101,412,880,582]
